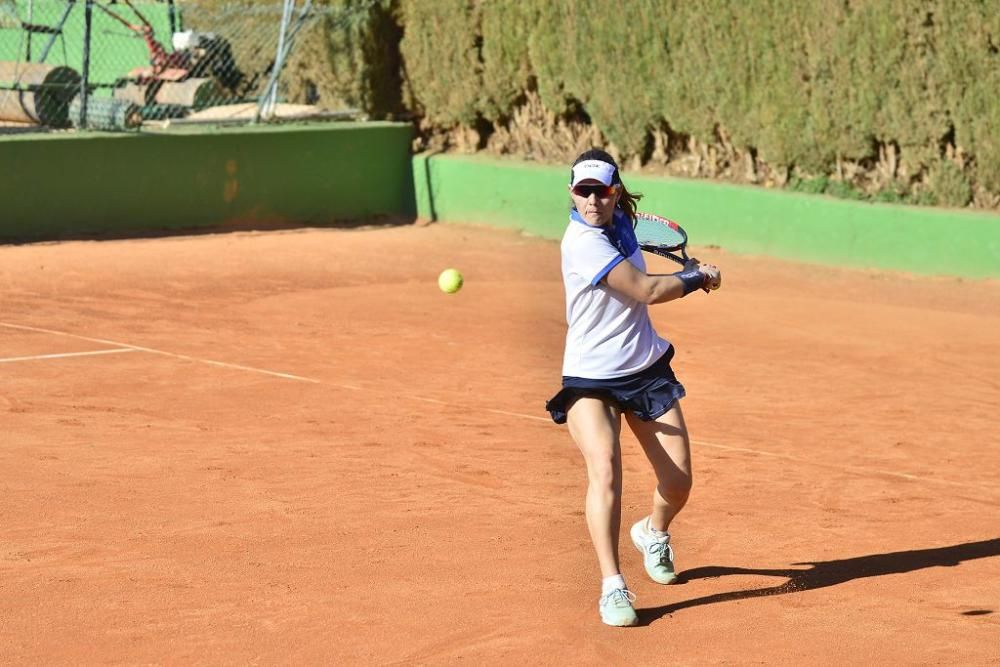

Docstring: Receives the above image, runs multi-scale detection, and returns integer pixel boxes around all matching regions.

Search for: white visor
[571,160,616,187]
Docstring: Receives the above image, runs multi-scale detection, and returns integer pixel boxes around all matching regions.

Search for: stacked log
[0,62,81,128]
[113,77,224,109]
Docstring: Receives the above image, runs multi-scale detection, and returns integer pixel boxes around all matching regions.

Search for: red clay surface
[2,222,998,664]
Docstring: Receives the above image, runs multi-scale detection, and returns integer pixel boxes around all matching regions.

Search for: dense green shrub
[927,159,974,207]
[319,0,998,208]
[397,0,482,125]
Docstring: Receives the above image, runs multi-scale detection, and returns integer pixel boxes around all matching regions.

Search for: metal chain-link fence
[0,0,363,134]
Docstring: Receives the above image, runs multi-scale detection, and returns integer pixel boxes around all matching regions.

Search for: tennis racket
[633,212,715,292]
[633,212,699,269]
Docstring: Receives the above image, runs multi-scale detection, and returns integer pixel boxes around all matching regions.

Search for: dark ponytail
[570,149,643,222]
[617,183,642,223]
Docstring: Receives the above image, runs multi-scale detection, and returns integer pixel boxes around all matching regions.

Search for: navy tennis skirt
[545,347,686,424]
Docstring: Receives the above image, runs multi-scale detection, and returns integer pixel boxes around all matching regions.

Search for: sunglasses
[571,183,617,199]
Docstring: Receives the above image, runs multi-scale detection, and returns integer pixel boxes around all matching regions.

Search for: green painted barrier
[0,122,414,240]
[413,153,1000,280]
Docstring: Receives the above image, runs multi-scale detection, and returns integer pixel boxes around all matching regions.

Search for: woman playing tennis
[546,148,722,627]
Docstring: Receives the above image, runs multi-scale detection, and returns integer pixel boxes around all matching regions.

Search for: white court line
[0,321,321,384]
[417,404,997,495]
[413,398,548,423]
[413,398,548,421]
[688,440,996,493]
[487,407,549,422]
[3,321,994,496]
[0,348,135,364]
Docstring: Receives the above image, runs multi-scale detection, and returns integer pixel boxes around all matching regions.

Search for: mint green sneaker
[599,588,639,627]
[630,517,677,585]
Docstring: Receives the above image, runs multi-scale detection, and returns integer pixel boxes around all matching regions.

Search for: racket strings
[634,215,686,250]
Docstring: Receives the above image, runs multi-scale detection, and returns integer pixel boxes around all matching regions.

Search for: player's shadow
[639,537,1000,624]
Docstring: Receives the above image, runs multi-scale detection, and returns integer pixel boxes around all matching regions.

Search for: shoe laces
[646,538,674,565]
[600,588,637,608]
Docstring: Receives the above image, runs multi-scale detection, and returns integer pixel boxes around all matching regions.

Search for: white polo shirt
[560,209,670,379]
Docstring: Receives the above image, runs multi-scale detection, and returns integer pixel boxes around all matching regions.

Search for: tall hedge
[327,0,999,203]
[322,0,403,116]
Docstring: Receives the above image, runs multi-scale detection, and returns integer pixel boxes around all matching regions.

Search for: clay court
[2,221,998,664]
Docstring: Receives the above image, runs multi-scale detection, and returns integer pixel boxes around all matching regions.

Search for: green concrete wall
[4,125,997,280]
[0,122,414,240]
[413,153,1000,280]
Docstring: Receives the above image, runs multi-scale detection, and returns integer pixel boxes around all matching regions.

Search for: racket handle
[683,258,713,293]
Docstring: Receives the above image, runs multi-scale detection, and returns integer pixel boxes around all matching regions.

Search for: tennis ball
[438,268,463,294]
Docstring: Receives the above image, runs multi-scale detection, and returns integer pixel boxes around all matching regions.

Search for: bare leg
[625,402,693,532]
[566,396,624,578]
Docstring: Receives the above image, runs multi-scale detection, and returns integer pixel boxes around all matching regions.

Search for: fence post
[167,0,178,34]
[26,0,34,60]
[80,0,93,129]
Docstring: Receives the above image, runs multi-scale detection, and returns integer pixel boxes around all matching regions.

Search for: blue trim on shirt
[569,210,591,226]
[570,210,638,255]
[569,209,638,286]
[592,255,626,286]
[606,209,638,258]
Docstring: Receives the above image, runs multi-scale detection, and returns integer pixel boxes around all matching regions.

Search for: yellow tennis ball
[438,268,463,294]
